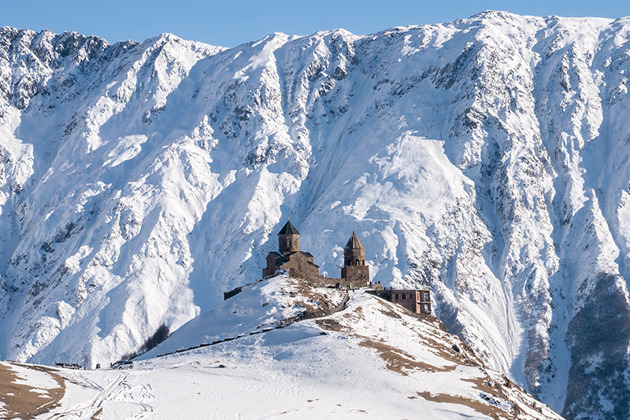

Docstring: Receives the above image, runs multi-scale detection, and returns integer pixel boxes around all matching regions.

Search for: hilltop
[1,274,560,419]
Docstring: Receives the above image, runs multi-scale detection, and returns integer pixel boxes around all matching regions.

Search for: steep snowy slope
[1,274,561,419]
[0,11,630,418]
[140,274,350,358]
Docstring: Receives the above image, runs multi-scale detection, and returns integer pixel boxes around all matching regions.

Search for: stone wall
[341,265,369,285]
[279,253,319,278]
[278,234,299,253]
[262,252,281,278]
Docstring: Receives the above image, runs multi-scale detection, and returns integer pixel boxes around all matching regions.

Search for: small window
[424,304,430,313]
[356,259,359,265]
[395,293,399,299]
[424,292,430,301]
[348,260,352,266]
[402,293,406,299]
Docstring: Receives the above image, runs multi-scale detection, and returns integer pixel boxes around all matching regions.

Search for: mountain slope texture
[0,10,629,419]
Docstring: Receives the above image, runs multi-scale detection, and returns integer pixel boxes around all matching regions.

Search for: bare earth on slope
[315,293,559,419]
[0,362,65,419]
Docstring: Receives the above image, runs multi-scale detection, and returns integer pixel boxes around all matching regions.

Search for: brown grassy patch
[462,376,524,417]
[316,297,460,375]
[315,318,347,332]
[418,334,483,368]
[373,297,482,368]
[0,362,65,419]
[381,297,488,370]
[417,391,510,419]
[373,300,402,319]
[358,338,456,374]
[463,376,503,395]
[285,279,350,319]
[92,407,104,419]
[465,374,522,394]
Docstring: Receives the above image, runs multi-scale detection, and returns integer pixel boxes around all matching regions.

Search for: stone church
[253,219,432,315]
[262,220,370,286]
[262,220,320,279]
[341,232,370,284]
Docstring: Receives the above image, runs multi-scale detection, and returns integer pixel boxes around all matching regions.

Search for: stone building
[340,231,370,286]
[391,289,431,314]
[257,220,432,315]
[261,220,372,289]
[262,220,320,280]
[369,288,431,315]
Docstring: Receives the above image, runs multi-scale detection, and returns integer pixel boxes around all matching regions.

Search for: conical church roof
[278,219,299,235]
[345,231,364,249]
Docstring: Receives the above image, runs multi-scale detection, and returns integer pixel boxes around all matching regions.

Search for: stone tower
[341,231,369,285]
[278,219,300,254]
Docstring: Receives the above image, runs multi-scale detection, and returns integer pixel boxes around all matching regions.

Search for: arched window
[348,260,352,266]
[362,259,365,265]
[402,293,406,299]
[355,259,359,265]
[395,293,399,299]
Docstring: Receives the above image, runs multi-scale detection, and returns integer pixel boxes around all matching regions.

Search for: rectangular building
[387,289,431,314]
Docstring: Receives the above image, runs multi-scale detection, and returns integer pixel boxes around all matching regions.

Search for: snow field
[38,277,560,419]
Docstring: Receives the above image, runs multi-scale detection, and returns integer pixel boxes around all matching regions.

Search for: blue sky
[2,0,630,47]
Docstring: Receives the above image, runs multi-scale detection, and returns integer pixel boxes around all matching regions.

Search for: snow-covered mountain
[0,10,629,419]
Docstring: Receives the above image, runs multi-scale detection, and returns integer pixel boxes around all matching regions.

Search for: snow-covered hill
[0,10,629,418]
[0,274,561,419]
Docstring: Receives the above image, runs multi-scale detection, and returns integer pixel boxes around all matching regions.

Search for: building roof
[283,251,313,258]
[345,231,364,249]
[278,219,299,235]
[275,251,320,269]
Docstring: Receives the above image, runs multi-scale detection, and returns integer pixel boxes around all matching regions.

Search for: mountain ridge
[0,11,629,418]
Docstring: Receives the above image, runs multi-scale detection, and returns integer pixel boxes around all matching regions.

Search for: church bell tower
[341,231,369,285]
[278,219,300,254]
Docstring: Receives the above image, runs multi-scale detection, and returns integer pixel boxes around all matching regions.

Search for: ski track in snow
[47,373,155,419]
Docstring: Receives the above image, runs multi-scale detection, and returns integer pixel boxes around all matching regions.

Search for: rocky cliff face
[0,11,629,418]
